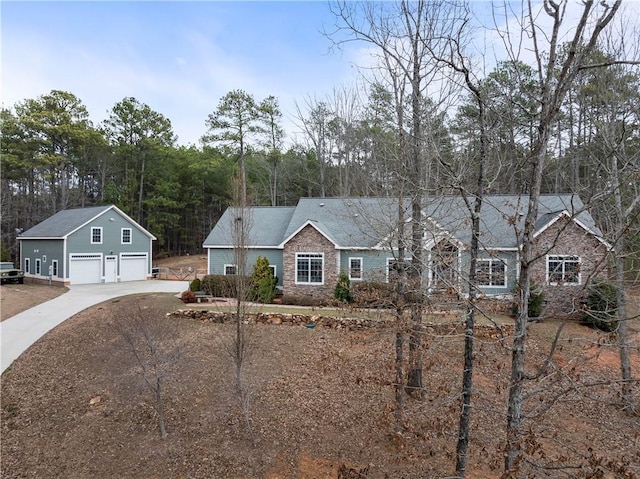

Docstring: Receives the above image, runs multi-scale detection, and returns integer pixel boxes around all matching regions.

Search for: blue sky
[3,1,639,147]
[2,1,363,146]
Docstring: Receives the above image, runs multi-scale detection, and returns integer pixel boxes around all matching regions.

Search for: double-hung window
[91,227,103,244]
[296,253,324,284]
[547,255,580,285]
[224,264,237,275]
[349,257,363,281]
[476,259,507,287]
[121,228,132,244]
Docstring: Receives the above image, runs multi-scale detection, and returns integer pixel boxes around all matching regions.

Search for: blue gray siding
[339,250,394,283]
[208,249,284,287]
[21,239,64,278]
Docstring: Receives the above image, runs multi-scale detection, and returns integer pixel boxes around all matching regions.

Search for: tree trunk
[505,138,548,472]
[612,155,634,409]
[155,377,168,439]
[138,151,146,224]
[615,254,634,407]
[394,329,405,431]
[456,90,486,478]
[405,16,425,395]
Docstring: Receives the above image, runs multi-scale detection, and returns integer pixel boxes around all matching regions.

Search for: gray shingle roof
[203,195,602,250]
[19,205,114,238]
[203,206,296,247]
[283,197,401,248]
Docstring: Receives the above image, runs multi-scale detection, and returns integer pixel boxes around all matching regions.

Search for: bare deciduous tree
[112,301,180,439]
[498,0,625,472]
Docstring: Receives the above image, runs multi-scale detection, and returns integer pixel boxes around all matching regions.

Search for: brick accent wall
[531,217,608,317]
[283,225,338,299]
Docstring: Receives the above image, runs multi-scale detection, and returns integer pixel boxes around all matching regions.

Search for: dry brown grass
[2,257,639,478]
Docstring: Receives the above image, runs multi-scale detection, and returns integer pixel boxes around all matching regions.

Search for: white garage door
[69,254,102,284]
[120,253,148,282]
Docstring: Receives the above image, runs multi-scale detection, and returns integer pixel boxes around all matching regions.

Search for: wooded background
[1,6,638,267]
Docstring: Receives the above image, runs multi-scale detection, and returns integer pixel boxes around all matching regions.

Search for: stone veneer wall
[283,225,338,299]
[530,217,609,317]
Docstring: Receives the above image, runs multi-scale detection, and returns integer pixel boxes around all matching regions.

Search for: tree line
[2,40,638,262]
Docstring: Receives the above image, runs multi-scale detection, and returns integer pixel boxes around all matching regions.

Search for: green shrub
[189,278,201,292]
[334,273,352,303]
[180,290,196,303]
[200,274,253,299]
[583,280,619,332]
[251,256,277,304]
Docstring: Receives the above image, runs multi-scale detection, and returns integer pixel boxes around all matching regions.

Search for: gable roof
[203,194,603,251]
[283,197,401,248]
[18,205,156,240]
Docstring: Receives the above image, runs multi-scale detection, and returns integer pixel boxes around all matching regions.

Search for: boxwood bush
[200,274,254,299]
[189,278,201,292]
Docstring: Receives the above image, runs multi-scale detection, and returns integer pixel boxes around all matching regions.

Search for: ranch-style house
[203,195,610,315]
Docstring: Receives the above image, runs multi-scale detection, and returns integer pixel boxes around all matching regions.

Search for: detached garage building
[18,205,156,285]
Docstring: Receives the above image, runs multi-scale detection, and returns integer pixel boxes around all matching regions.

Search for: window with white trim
[349,257,363,280]
[476,259,507,287]
[296,253,324,284]
[224,264,237,275]
[547,255,580,284]
[24,258,30,274]
[269,265,277,279]
[51,260,58,277]
[91,227,103,244]
[42,255,47,263]
[121,228,132,244]
[35,258,41,276]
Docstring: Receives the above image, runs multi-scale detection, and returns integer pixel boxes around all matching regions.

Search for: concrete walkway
[1,280,189,373]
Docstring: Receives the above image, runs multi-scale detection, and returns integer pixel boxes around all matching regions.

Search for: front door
[105,256,117,283]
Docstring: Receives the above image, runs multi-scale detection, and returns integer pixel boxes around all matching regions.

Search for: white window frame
[269,265,277,279]
[476,258,507,288]
[121,228,132,244]
[348,257,363,281]
[224,264,237,275]
[51,259,58,277]
[24,258,30,275]
[42,254,47,263]
[35,258,41,276]
[91,227,103,244]
[547,255,581,285]
[295,253,324,285]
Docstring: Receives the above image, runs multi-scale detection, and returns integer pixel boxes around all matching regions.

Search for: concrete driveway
[1,280,189,373]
